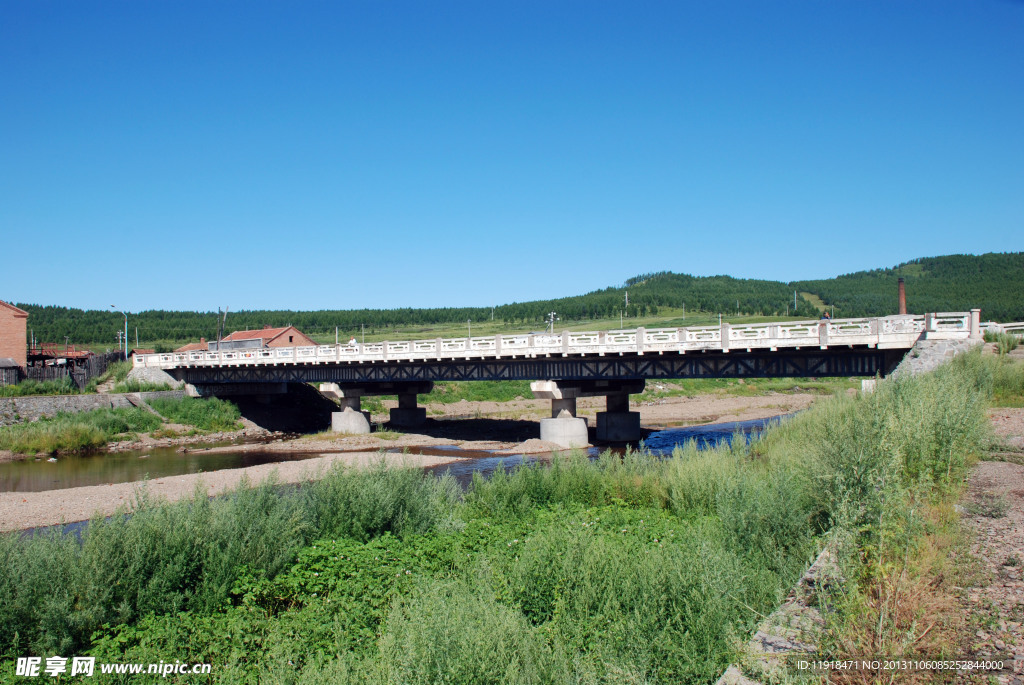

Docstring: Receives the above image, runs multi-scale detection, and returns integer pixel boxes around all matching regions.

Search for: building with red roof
[173,326,316,353]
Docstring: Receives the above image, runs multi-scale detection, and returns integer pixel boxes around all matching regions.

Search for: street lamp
[111,305,128,359]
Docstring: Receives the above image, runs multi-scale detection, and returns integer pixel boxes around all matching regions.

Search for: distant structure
[174,326,316,354]
[0,300,28,373]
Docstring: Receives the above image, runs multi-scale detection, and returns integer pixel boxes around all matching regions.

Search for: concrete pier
[595,392,642,442]
[331,406,371,434]
[320,381,433,431]
[390,391,427,427]
[539,409,589,448]
[531,379,645,448]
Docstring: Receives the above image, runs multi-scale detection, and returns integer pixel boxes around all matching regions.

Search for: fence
[0,368,19,387]
[22,351,125,390]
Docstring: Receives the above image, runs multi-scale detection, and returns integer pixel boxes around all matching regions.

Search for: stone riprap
[0,390,185,427]
[889,338,984,379]
[716,549,840,685]
[125,366,185,388]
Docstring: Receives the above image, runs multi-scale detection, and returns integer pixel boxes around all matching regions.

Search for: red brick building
[220,326,316,348]
[0,300,28,369]
[174,326,316,353]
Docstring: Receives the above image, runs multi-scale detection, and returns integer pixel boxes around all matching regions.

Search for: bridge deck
[134,313,978,385]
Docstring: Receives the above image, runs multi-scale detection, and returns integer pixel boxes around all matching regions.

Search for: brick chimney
[898,278,907,315]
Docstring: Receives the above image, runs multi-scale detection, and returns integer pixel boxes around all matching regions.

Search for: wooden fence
[0,368,19,387]
[20,351,125,389]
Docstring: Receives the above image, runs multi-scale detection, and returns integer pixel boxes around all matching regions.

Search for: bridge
[134,311,982,445]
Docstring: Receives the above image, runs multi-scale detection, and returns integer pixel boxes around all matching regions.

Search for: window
[289,336,293,342]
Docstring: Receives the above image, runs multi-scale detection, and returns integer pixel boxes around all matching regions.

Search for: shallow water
[1,417,780,494]
[0,443,326,493]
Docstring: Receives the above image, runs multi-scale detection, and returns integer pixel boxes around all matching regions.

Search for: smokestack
[898,277,907,315]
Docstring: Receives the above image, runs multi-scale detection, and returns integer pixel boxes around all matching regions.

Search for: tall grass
[112,379,173,393]
[0,407,163,454]
[0,378,81,397]
[147,396,242,431]
[983,329,1021,354]
[0,463,460,658]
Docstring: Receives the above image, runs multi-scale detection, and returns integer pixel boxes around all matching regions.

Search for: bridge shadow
[399,417,538,443]
[232,383,336,433]
[391,416,655,446]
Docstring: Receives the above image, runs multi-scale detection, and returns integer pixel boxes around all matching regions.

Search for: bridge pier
[596,392,642,443]
[321,385,372,434]
[390,391,427,428]
[320,381,433,432]
[530,379,645,448]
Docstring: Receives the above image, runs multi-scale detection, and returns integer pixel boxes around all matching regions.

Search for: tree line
[15,252,1021,348]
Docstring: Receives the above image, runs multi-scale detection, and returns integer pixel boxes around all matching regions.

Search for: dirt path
[956,408,1024,683]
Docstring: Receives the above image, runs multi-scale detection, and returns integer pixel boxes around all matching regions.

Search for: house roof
[0,300,28,318]
[0,358,20,368]
[221,326,296,343]
[174,341,208,353]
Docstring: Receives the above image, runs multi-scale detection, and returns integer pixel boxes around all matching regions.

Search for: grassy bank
[148,396,242,431]
[0,378,81,397]
[0,407,162,454]
[0,353,996,683]
[0,397,242,455]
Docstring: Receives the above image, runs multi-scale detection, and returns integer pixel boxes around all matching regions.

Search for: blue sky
[2,1,1021,312]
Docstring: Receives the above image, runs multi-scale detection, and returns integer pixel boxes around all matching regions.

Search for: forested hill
[13,252,1022,347]
[793,252,1024,321]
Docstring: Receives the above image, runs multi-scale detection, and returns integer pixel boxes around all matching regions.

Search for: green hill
[793,252,1024,321]
[14,252,1022,349]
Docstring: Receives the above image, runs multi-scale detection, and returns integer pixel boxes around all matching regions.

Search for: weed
[966,493,1009,519]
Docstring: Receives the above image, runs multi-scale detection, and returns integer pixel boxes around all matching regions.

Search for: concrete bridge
[134,311,982,446]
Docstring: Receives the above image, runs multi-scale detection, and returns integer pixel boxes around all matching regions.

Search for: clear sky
[1,1,1021,313]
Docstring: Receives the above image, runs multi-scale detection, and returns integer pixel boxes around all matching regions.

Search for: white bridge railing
[134,312,980,371]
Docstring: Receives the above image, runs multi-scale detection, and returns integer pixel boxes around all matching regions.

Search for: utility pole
[467,319,471,338]
[794,290,797,312]
[361,323,365,344]
[111,305,127,359]
[335,326,338,345]
[682,303,685,320]
[135,328,138,348]
[547,312,558,334]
